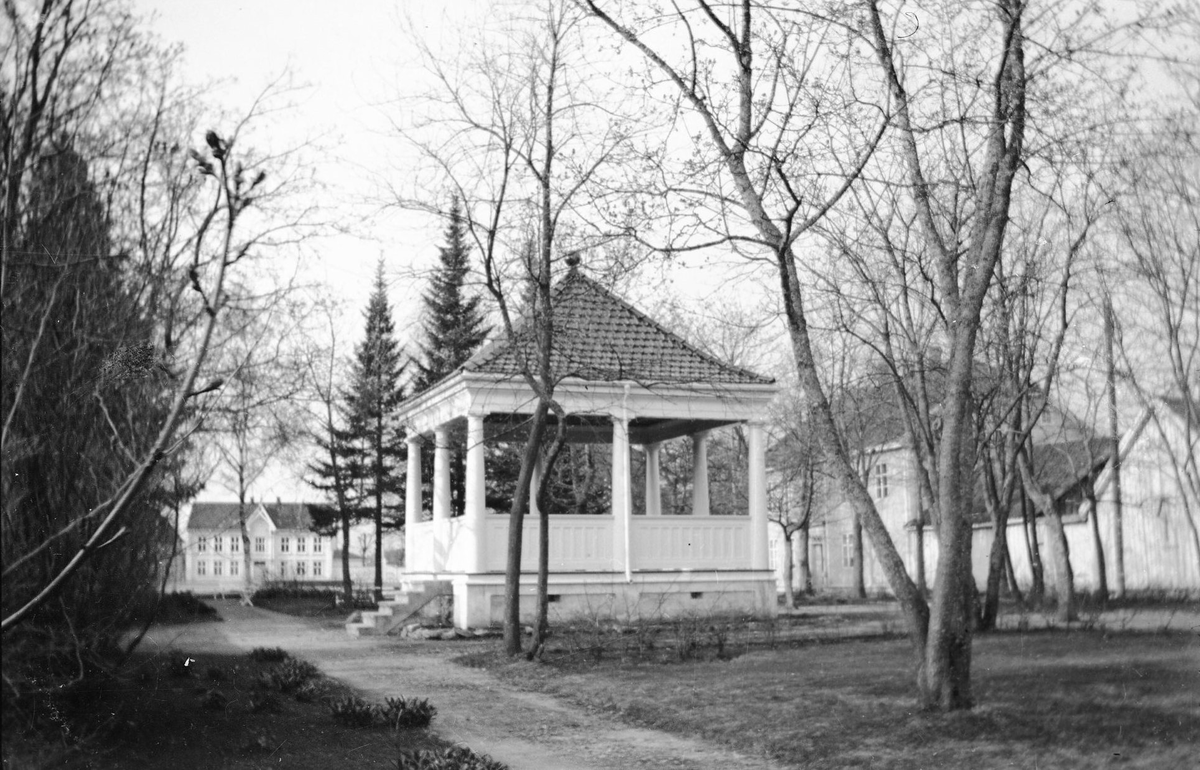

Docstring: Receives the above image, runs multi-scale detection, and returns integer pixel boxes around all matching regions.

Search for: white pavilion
[351,262,778,633]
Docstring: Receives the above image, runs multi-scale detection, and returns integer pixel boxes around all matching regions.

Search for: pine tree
[414,198,492,515]
[345,260,408,599]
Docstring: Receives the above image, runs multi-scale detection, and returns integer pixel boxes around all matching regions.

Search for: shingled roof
[188,502,318,531]
[461,268,774,386]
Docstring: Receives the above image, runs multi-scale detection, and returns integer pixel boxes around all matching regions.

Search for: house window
[214,536,223,553]
[255,537,265,553]
[313,538,322,553]
[297,537,307,553]
[230,560,239,576]
[213,560,223,576]
[280,537,290,553]
[230,537,240,553]
[197,560,207,576]
[296,561,306,577]
[197,536,207,552]
[278,562,287,578]
[313,561,323,577]
[875,463,890,498]
[842,533,855,567]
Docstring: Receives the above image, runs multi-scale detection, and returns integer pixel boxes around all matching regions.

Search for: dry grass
[479,629,1200,769]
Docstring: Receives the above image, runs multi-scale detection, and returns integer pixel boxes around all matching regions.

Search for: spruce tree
[307,399,366,604]
[345,260,407,599]
[414,197,490,391]
[414,198,492,515]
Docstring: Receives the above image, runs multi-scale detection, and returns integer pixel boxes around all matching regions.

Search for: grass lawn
[473,628,1200,769]
[3,647,457,769]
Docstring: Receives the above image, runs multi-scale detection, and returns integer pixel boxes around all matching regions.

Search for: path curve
[138,601,783,770]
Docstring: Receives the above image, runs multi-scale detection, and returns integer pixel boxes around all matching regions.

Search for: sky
[132,0,770,505]
[133,1,449,502]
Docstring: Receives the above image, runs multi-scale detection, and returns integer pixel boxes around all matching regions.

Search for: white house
[769,398,1200,598]
[349,261,778,634]
[182,501,336,593]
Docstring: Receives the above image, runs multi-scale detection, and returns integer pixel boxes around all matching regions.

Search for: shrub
[148,592,219,624]
[329,696,377,728]
[383,696,438,729]
[268,658,320,693]
[248,646,290,663]
[396,746,508,770]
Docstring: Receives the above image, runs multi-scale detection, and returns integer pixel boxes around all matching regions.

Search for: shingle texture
[189,502,316,531]
[463,269,773,386]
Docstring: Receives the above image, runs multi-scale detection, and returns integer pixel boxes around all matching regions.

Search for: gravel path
[138,601,783,770]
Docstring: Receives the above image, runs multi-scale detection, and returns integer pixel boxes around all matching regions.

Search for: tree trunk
[1003,539,1023,603]
[1021,492,1045,602]
[1020,454,1075,622]
[373,490,383,601]
[978,506,1010,631]
[503,401,549,656]
[341,511,353,605]
[1104,293,1126,597]
[798,525,812,595]
[1042,509,1075,622]
[782,532,795,607]
[1087,493,1108,601]
[914,519,927,594]
[852,511,866,598]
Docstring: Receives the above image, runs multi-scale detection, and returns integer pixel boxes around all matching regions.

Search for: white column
[465,413,487,573]
[611,416,632,578]
[405,435,423,573]
[645,442,662,516]
[748,421,769,571]
[692,431,710,516]
[433,425,451,522]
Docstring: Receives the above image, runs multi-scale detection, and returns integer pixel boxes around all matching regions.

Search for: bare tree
[1109,81,1200,573]
[393,0,636,656]
[580,0,1171,709]
[202,297,311,596]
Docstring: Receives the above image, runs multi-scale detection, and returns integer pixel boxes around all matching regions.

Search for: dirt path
[138,601,783,770]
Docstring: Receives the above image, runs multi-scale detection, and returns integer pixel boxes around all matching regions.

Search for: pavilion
[353,261,778,632]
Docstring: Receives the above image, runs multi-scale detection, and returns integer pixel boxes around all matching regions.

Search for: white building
[182,501,335,593]
[350,262,778,634]
[769,399,1200,598]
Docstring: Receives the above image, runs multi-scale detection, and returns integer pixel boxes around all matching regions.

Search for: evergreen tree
[414,197,491,391]
[345,260,408,599]
[307,399,366,604]
[414,198,492,515]
[3,144,188,649]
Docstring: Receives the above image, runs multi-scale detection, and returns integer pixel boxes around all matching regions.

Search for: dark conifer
[413,198,493,515]
[345,260,408,599]
[414,197,490,391]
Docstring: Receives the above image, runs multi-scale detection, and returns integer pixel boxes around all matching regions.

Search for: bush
[147,592,219,624]
[251,583,377,609]
[329,696,377,728]
[248,647,290,663]
[268,658,320,693]
[383,696,438,729]
[396,746,508,770]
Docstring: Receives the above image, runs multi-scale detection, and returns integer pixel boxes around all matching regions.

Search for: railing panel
[631,516,751,569]
[485,515,613,572]
[412,515,751,573]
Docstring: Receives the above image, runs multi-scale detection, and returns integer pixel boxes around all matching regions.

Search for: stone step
[344,580,454,637]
